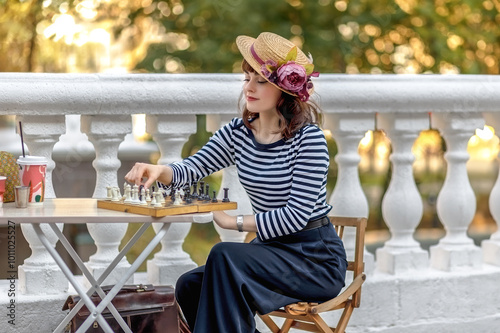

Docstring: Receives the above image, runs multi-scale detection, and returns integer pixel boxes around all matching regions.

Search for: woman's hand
[124,163,172,189]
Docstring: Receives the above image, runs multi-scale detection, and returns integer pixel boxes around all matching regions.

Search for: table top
[0,198,213,224]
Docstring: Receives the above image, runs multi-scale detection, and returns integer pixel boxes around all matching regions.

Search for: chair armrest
[310,273,366,314]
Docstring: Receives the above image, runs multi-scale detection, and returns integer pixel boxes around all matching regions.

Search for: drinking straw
[19,121,25,158]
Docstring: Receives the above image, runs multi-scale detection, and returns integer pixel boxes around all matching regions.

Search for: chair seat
[258,216,367,333]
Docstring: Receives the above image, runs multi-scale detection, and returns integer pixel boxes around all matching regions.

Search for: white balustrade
[2,74,500,333]
[146,114,198,286]
[16,115,68,295]
[81,115,133,287]
[207,114,253,243]
[430,112,484,271]
[376,113,429,274]
[324,113,375,274]
[482,112,500,266]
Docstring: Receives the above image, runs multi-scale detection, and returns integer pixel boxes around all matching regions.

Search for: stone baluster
[324,113,375,274]
[376,113,429,274]
[207,114,253,243]
[146,114,198,286]
[81,115,133,287]
[482,112,500,266]
[430,112,484,271]
[16,115,68,295]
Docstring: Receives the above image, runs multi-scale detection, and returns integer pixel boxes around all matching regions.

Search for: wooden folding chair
[258,216,367,333]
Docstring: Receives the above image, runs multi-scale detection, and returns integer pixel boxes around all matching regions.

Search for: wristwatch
[236,215,244,232]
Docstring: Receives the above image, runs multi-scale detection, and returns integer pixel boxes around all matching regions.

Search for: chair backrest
[330,216,367,307]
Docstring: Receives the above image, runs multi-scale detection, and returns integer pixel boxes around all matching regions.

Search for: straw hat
[236,32,319,102]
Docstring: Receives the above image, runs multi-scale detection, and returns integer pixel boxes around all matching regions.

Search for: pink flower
[261,60,278,78]
[276,61,307,93]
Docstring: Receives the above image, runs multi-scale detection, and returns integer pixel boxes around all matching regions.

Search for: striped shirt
[169,117,331,241]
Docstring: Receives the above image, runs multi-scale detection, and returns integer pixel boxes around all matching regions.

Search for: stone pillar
[430,112,483,271]
[324,113,375,274]
[81,114,133,287]
[482,112,500,266]
[376,113,429,274]
[146,114,198,286]
[207,114,253,243]
[16,115,68,295]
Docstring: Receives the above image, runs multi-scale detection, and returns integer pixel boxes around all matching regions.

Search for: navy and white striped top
[169,117,331,241]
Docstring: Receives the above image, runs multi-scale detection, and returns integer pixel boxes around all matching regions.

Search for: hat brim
[236,35,297,97]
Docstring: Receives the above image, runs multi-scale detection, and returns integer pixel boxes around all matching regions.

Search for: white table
[0,198,212,333]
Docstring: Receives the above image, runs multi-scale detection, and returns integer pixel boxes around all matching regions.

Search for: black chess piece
[222,188,230,202]
[204,184,211,202]
[170,188,176,203]
[199,181,205,199]
[191,182,199,201]
[211,190,218,203]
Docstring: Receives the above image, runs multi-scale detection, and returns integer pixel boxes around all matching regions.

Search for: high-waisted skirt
[175,222,347,333]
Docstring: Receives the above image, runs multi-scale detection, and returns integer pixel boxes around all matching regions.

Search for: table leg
[76,222,171,333]
[49,223,140,333]
[31,223,115,333]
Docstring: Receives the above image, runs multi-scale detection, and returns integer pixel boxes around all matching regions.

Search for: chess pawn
[140,188,148,206]
[150,191,157,206]
[173,191,182,206]
[159,189,166,204]
[146,189,152,206]
[204,184,211,202]
[154,191,163,207]
[123,184,132,204]
[211,190,218,203]
[106,186,113,200]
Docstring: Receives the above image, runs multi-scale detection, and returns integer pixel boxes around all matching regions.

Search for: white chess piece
[111,187,120,202]
[140,188,147,206]
[123,184,132,204]
[106,186,113,200]
[173,191,182,206]
[151,191,157,206]
[159,189,166,204]
[154,191,163,207]
[146,189,152,206]
[131,184,141,205]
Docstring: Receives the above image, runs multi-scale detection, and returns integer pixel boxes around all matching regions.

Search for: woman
[125,32,347,332]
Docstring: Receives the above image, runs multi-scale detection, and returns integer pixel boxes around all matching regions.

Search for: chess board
[97,199,237,217]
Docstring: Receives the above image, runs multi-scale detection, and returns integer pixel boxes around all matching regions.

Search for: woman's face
[243,71,282,115]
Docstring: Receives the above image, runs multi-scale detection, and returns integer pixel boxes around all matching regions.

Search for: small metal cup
[14,186,30,208]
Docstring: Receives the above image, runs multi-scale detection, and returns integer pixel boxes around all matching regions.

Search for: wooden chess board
[97,199,237,217]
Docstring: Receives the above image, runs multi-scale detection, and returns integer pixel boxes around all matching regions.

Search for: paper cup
[17,156,47,206]
[0,176,6,207]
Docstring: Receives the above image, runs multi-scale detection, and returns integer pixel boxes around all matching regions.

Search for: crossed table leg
[32,222,172,333]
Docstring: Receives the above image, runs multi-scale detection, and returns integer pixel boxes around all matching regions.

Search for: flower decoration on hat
[260,46,319,102]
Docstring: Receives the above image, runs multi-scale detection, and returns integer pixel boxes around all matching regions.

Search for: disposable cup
[17,156,47,206]
[0,176,6,208]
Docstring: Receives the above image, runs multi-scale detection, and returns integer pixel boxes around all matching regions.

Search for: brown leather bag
[62,284,180,333]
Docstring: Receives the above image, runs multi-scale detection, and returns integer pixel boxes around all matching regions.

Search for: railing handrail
[1,73,499,116]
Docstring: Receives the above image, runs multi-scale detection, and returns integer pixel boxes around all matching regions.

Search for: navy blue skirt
[175,223,347,333]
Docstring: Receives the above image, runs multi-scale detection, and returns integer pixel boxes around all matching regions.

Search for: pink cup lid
[17,156,48,165]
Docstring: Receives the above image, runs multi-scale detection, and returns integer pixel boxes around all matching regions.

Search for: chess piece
[106,186,113,200]
[199,181,205,199]
[154,191,163,207]
[222,187,230,202]
[211,190,218,203]
[204,184,211,202]
[111,187,120,202]
[123,184,132,204]
[159,188,166,204]
[191,182,199,201]
[131,184,141,205]
[140,188,147,206]
[173,191,182,206]
[151,191,157,206]
[146,188,152,206]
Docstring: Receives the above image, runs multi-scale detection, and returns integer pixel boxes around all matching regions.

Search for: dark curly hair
[239,59,323,140]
